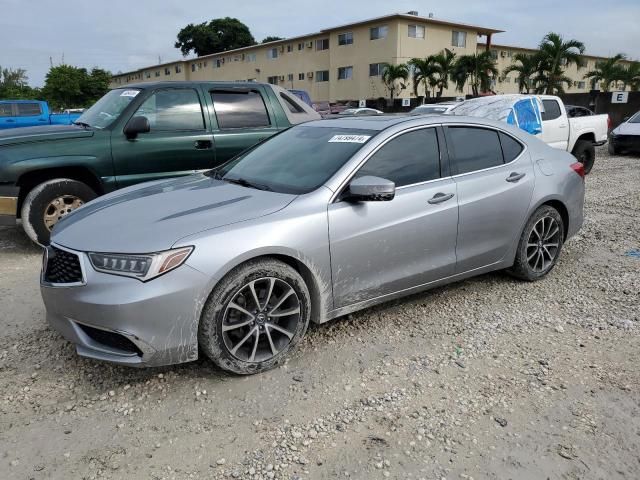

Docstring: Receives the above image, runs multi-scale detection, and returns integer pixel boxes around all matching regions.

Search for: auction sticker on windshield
[120,90,140,97]
[328,134,371,143]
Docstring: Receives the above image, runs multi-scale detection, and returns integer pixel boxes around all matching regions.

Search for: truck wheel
[572,140,595,175]
[21,179,97,246]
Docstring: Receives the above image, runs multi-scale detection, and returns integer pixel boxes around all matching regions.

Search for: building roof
[478,42,612,61]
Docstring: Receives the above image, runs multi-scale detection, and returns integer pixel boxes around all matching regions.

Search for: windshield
[76,88,141,129]
[216,125,377,194]
[629,112,640,123]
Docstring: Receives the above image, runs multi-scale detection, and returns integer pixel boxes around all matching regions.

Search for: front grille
[44,246,84,284]
[78,324,143,356]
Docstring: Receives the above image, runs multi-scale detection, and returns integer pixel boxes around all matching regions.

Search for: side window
[355,128,440,187]
[134,89,204,131]
[280,93,305,113]
[448,127,503,175]
[17,103,42,116]
[541,99,562,121]
[499,132,524,163]
[0,104,12,117]
[211,90,270,129]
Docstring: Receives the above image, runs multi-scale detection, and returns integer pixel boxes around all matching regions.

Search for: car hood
[613,122,640,136]
[0,124,94,146]
[52,174,297,253]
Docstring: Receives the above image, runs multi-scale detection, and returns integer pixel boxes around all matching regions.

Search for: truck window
[211,90,270,129]
[16,103,43,116]
[0,104,12,117]
[541,100,562,121]
[134,88,205,131]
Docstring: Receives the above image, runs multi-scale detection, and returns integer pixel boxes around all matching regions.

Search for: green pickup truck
[0,81,319,245]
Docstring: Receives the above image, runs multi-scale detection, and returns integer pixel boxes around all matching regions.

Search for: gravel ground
[1,146,639,480]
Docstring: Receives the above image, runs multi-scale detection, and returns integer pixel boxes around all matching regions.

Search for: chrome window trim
[41,243,87,288]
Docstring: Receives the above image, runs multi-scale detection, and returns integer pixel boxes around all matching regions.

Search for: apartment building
[110,12,614,102]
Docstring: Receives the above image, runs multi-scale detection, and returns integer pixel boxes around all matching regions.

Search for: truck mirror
[124,116,150,139]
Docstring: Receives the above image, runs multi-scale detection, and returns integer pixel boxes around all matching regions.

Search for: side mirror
[124,116,150,139]
[346,176,395,202]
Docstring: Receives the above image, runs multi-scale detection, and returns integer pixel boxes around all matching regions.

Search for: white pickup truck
[537,95,609,174]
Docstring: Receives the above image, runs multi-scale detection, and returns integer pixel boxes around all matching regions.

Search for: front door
[540,98,569,150]
[328,127,458,309]
[444,126,535,273]
[111,87,216,188]
[209,88,279,166]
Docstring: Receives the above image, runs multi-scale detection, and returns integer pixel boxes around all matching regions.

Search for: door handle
[559,124,567,128]
[506,172,526,182]
[194,139,213,150]
[428,192,455,204]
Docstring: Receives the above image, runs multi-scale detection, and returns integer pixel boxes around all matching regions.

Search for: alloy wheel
[222,277,301,363]
[526,216,561,273]
[44,195,84,230]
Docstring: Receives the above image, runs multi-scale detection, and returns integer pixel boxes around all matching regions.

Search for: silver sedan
[41,116,585,374]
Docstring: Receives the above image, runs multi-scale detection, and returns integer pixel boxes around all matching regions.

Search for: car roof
[119,81,271,89]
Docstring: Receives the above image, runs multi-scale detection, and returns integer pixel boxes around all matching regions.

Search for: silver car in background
[41,116,585,374]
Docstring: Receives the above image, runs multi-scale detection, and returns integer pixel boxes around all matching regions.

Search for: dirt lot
[1,147,639,480]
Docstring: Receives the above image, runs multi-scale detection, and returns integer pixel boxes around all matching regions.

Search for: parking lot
[0,146,638,479]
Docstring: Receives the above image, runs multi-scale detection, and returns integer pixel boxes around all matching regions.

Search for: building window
[338,32,353,45]
[451,30,467,47]
[370,25,388,40]
[191,64,196,72]
[298,73,305,80]
[145,71,151,79]
[267,48,278,59]
[316,38,329,51]
[577,81,586,89]
[287,44,293,52]
[267,76,279,85]
[155,71,160,77]
[246,53,256,63]
[338,66,353,80]
[490,49,498,59]
[316,70,329,82]
[164,67,171,75]
[408,24,425,39]
[288,73,294,82]
[504,76,511,83]
[175,65,182,73]
[298,42,304,51]
[369,63,385,77]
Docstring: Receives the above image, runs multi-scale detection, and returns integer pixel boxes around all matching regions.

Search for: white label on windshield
[120,90,139,97]
[328,134,371,143]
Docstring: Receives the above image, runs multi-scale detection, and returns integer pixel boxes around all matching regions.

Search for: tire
[199,258,311,375]
[20,179,97,246]
[509,205,564,282]
[572,140,595,175]
[608,142,619,156]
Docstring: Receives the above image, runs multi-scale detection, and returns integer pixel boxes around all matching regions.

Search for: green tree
[431,48,457,97]
[408,57,438,100]
[0,66,42,99]
[584,54,627,92]
[175,17,256,56]
[381,63,409,105]
[502,53,541,93]
[42,65,111,109]
[535,32,585,94]
[622,62,640,91]
[451,52,498,96]
[261,36,284,43]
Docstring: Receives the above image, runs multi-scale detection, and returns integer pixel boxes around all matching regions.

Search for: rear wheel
[20,178,97,246]
[199,258,311,375]
[509,206,564,281]
[572,140,595,174]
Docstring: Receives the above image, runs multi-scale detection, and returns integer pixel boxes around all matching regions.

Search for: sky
[1,0,639,87]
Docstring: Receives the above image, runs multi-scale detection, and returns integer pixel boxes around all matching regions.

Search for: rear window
[16,103,42,116]
[448,127,504,175]
[0,104,12,117]
[541,100,562,121]
[211,90,270,129]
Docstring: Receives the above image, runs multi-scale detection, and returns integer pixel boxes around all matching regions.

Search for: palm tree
[620,61,640,91]
[451,52,498,96]
[431,48,457,97]
[381,63,409,105]
[408,57,438,100]
[502,53,541,93]
[536,32,585,94]
[583,54,627,92]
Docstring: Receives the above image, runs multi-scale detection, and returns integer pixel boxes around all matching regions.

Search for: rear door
[0,103,16,129]
[328,127,458,308]
[15,102,46,128]
[111,86,216,187]
[209,88,279,167]
[540,98,569,150]
[445,125,534,273]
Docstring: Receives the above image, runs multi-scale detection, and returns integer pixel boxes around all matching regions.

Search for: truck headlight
[88,246,193,281]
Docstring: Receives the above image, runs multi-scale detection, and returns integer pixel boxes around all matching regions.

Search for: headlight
[88,246,193,281]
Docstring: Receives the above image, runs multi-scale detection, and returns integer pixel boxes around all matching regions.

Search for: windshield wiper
[73,121,92,128]
[205,169,224,180]
[224,177,272,191]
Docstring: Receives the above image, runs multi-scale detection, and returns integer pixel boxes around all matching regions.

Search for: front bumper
[41,245,210,367]
[0,185,19,225]
[610,134,640,152]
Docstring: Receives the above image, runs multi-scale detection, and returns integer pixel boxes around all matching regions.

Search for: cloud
[0,0,637,87]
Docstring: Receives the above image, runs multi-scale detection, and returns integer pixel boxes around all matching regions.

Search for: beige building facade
[110,12,617,102]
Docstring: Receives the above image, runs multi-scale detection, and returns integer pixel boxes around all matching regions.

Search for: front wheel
[608,142,619,156]
[572,140,595,174]
[20,179,97,246]
[509,206,564,281]
[199,258,311,375]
